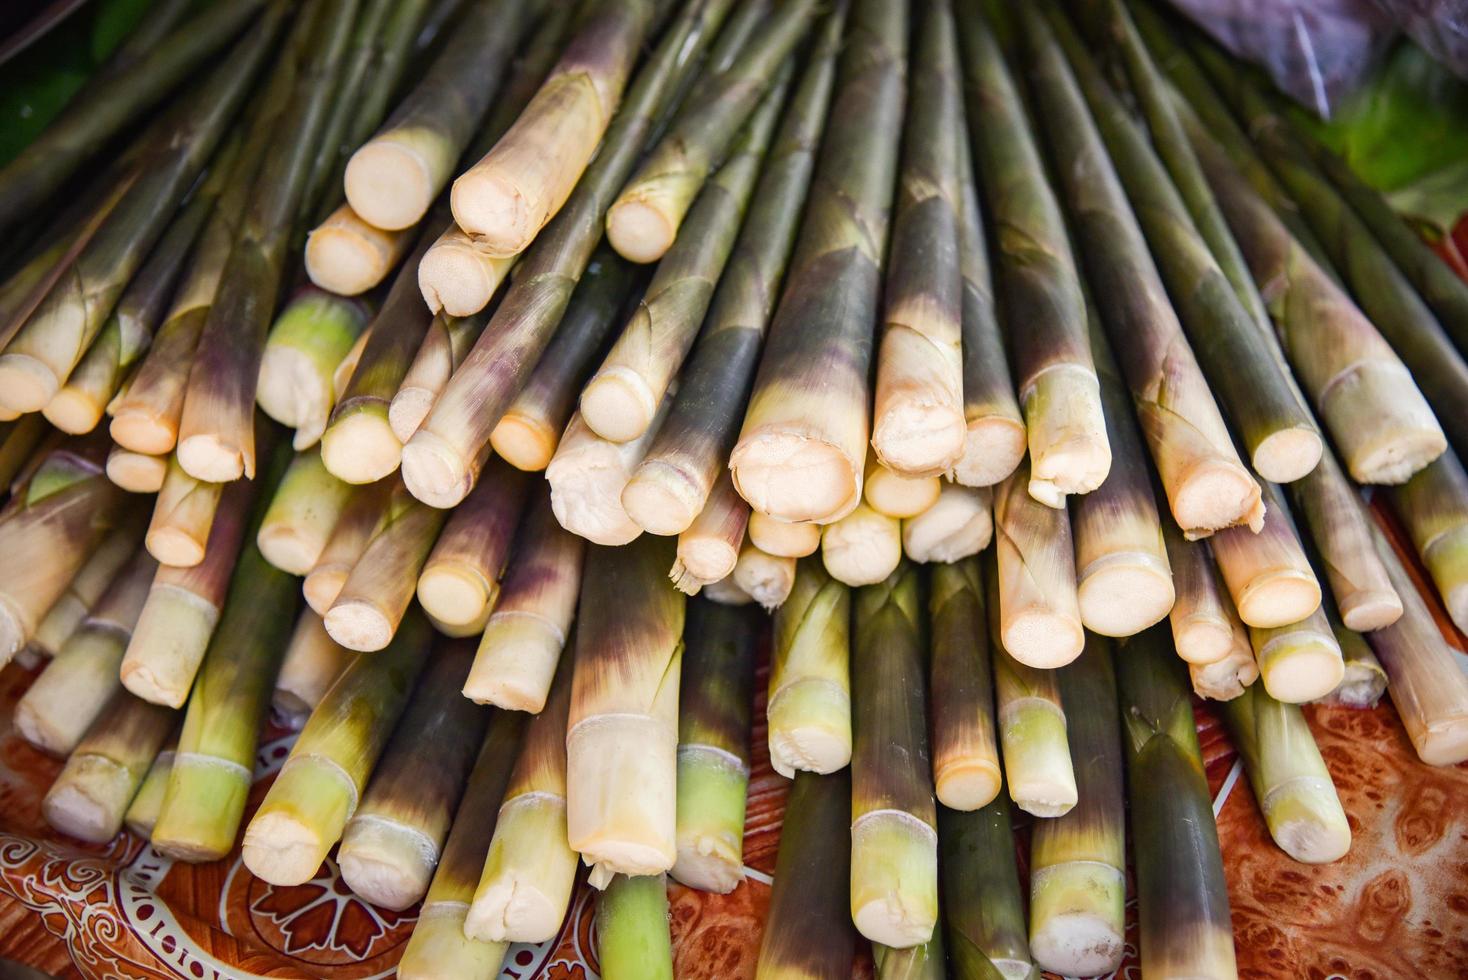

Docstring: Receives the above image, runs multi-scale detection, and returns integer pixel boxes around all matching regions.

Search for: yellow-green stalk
[1318,605,1387,709]
[338,636,490,909]
[567,535,685,887]
[302,478,395,615]
[1249,601,1346,705]
[416,457,530,627]
[257,450,354,576]
[596,874,673,980]
[993,460,1084,668]
[900,482,992,565]
[389,306,495,443]
[767,556,851,777]
[1390,448,1468,636]
[256,289,371,451]
[938,793,1036,980]
[928,557,1000,811]
[30,521,144,657]
[123,738,176,840]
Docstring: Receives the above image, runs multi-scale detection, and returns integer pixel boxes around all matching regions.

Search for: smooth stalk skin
[174,0,361,483]
[1211,479,1322,629]
[928,558,1000,811]
[901,482,993,565]
[1319,605,1388,709]
[850,563,938,949]
[490,248,638,471]
[0,414,46,492]
[1390,449,1468,635]
[124,742,175,839]
[404,0,734,509]
[626,7,843,534]
[951,129,1024,490]
[272,610,353,728]
[1250,603,1346,706]
[338,637,490,909]
[416,457,530,627]
[344,0,527,231]
[583,69,790,446]
[1026,11,1260,538]
[1028,635,1125,976]
[1192,125,1446,485]
[992,461,1084,668]
[123,467,265,708]
[606,0,816,263]
[938,794,1036,980]
[954,5,1110,508]
[14,549,156,755]
[390,306,495,443]
[43,690,176,844]
[1223,686,1351,864]
[728,0,907,526]
[1365,525,1468,766]
[1185,39,1468,454]
[870,0,965,479]
[464,488,584,711]
[734,544,797,611]
[305,203,411,296]
[302,478,395,615]
[1040,6,1321,486]
[1162,516,1237,664]
[257,450,354,576]
[0,13,283,417]
[1071,316,1174,637]
[104,448,165,493]
[0,440,128,662]
[242,613,430,886]
[1289,448,1402,631]
[821,503,902,589]
[755,769,856,980]
[672,600,756,893]
[864,457,941,520]
[449,0,659,252]
[466,653,579,944]
[748,512,822,559]
[596,874,673,980]
[415,224,517,317]
[256,289,371,450]
[670,467,751,593]
[30,521,144,657]
[44,176,215,435]
[320,232,438,483]
[988,613,1077,819]
[767,557,852,778]
[567,535,686,887]
[148,463,302,861]
[323,479,449,652]
[396,712,525,980]
[144,455,222,567]
[0,0,268,233]
[1115,624,1238,979]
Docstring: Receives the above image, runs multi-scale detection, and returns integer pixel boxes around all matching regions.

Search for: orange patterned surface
[0,549,1463,979]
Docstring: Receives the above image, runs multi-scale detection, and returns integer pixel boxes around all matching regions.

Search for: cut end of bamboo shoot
[871,404,966,481]
[146,527,205,569]
[417,564,495,628]
[338,818,437,911]
[43,757,133,844]
[1172,459,1265,536]
[934,759,1003,813]
[106,451,167,493]
[303,566,350,617]
[43,389,106,435]
[344,141,439,232]
[491,413,560,472]
[1250,427,1324,485]
[731,432,860,526]
[417,233,514,316]
[747,513,822,559]
[305,210,408,296]
[175,434,247,483]
[1079,552,1175,638]
[605,199,678,265]
[821,504,901,587]
[320,411,403,485]
[767,679,851,778]
[623,460,705,536]
[400,429,473,508]
[388,389,434,445]
[241,812,332,886]
[324,600,396,652]
[450,170,539,258]
[0,354,60,415]
[864,465,941,519]
[1337,591,1404,633]
[1030,908,1125,978]
[110,412,177,456]
[953,418,1027,488]
[1238,571,1322,629]
[581,368,660,445]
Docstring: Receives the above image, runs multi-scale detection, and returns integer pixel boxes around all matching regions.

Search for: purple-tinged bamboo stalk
[728,0,908,525]
[622,6,843,534]
[928,557,1000,811]
[403,0,735,508]
[389,307,495,444]
[954,4,1110,508]
[670,468,750,594]
[416,456,530,627]
[31,520,145,657]
[302,478,395,615]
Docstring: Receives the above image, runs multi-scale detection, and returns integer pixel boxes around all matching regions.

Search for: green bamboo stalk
[1115,623,1238,978]
[489,248,640,471]
[567,534,686,887]
[1037,4,1321,485]
[149,452,302,862]
[1248,595,1346,705]
[449,0,663,253]
[257,289,371,449]
[175,0,361,483]
[582,65,792,446]
[873,927,945,980]
[0,0,270,232]
[1223,685,1351,863]
[1390,448,1468,635]
[672,599,756,893]
[1028,635,1126,976]
[396,710,525,980]
[1365,525,1468,765]
[850,561,938,949]
[596,874,674,980]
[754,769,856,980]
[257,450,355,576]
[870,0,965,480]
[728,0,908,525]
[607,0,816,263]
[0,10,285,416]
[767,556,852,778]
[0,414,46,493]
[624,5,843,533]
[465,652,579,944]
[938,794,1036,980]
[241,611,429,885]
[337,637,490,909]
[345,0,528,231]
[123,737,176,840]
[953,3,1110,508]
[403,0,736,508]
[928,557,1000,811]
